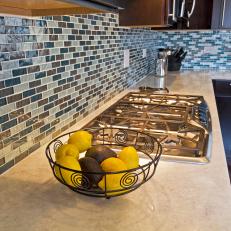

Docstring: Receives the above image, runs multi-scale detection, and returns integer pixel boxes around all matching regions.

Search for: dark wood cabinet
[212,0,231,29]
[118,0,172,28]
[187,0,213,29]
[0,0,122,17]
[117,0,214,29]
[173,0,213,30]
[117,0,230,30]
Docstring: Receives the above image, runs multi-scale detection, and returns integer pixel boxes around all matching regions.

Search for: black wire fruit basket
[46,128,162,198]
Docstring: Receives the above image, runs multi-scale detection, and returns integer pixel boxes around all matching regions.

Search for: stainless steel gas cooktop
[84,89,212,164]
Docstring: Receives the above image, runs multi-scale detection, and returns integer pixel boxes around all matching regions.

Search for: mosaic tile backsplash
[0,13,157,173]
[158,30,231,70]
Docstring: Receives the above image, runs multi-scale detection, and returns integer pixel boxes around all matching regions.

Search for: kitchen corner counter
[1,71,231,231]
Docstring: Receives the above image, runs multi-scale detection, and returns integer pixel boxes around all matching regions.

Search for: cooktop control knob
[198,102,209,127]
[198,102,208,111]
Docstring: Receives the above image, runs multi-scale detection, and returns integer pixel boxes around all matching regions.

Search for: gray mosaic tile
[158,30,231,69]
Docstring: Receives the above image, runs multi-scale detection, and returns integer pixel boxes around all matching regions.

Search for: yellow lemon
[99,157,127,196]
[98,173,126,196]
[118,146,139,169]
[100,157,127,172]
[68,130,93,153]
[55,144,80,162]
[54,156,82,187]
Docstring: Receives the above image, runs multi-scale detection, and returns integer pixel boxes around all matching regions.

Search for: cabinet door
[118,0,170,27]
[222,0,231,28]
[187,0,213,29]
[212,0,231,29]
[0,0,121,17]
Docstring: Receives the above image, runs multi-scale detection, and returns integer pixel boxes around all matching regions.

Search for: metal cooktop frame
[83,91,212,164]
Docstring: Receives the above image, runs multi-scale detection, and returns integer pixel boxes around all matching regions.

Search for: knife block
[168,55,182,71]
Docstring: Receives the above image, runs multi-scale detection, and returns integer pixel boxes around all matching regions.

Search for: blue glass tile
[7,34,23,43]
[76,106,83,112]
[44,42,54,48]
[61,60,69,66]
[1,119,17,131]
[0,81,5,89]
[0,53,10,61]
[60,48,68,53]
[26,116,38,127]
[54,28,62,34]
[26,50,38,58]
[5,77,21,87]
[44,103,54,111]
[19,58,33,67]
[23,35,37,42]
[35,20,47,27]
[58,79,66,85]
[74,64,80,69]
[73,53,79,58]
[0,16,4,25]
[22,19,33,27]
[44,16,52,20]
[40,124,51,133]
[55,110,64,118]
[60,48,68,54]
[67,77,74,82]
[63,16,70,22]
[68,99,75,105]
[0,160,14,175]
[57,67,65,73]
[0,98,7,106]
[0,114,9,124]
[64,106,71,113]
[9,51,25,60]
[49,94,58,102]
[67,23,74,28]
[31,94,42,102]
[23,89,35,98]
[46,55,55,62]
[15,26,30,34]
[35,71,46,79]
[12,68,27,77]
[53,74,61,81]
[68,35,75,40]
[0,25,5,34]
[20,126,33,137]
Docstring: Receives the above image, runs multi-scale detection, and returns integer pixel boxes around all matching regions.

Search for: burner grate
[84,91,211,163]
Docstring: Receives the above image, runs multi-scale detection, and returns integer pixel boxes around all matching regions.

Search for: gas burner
[139,86,169,94]
[162,134,180,146]
[84,90,212,164]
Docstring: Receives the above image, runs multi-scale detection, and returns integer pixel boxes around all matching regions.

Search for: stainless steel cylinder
[153,76,166,89]
[155,58,168,77]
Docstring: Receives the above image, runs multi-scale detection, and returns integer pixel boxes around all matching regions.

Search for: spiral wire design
[53,140,63,153]
[114,130,128,144]
[120,172,139,188]
[71,173,84,188]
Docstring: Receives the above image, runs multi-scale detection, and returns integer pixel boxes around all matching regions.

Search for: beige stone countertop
[1,71,231,231]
